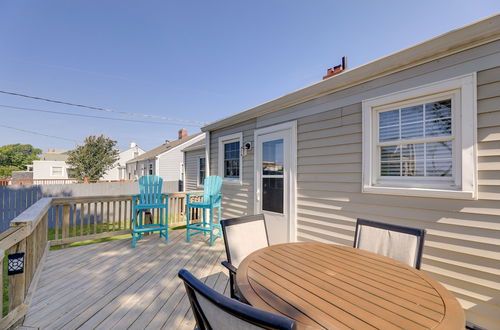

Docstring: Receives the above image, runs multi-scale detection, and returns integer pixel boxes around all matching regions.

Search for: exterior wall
[157,147,183,181]
[126,159,155,180]
[184,148,205,191]
[157,135,205,182]
[209,119,256,219]
[32,160,70,179]
[102,146,145,181]
[291,65,500,329]
[207,40,500,328]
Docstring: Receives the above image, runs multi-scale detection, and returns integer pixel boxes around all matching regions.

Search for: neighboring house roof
[39,151,69,161]
[182,138,205,152]
[127,132,203,163]
[202,14,500,132]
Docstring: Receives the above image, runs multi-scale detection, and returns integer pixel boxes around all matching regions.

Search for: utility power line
[0,124,80,143]
[0,90,208,125]
[0,104,201,127]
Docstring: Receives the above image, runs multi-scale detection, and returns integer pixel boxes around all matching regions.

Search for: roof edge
[202,14,500,132]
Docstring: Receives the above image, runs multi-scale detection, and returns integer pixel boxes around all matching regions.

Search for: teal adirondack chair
[186,176,223,246]
[131,175,169,248]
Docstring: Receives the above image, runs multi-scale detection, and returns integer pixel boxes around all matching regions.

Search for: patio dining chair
[353,218,426,269]
[131,175,169,248]
[186,175,223,247]
[221,214,269,301]
[178,269,296,330]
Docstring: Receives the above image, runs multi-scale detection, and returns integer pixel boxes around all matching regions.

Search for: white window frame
[51,166,63,177]
[362,73,477,199]
[218,132,243,184]
[197,156,206,187]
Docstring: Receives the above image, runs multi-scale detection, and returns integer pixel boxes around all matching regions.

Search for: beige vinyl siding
[209,119,256,219]
[184,149,205,191]
[295,66,500,329]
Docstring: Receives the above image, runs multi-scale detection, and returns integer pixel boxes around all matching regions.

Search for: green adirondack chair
[131,175,169,248]
[185,175,223,246]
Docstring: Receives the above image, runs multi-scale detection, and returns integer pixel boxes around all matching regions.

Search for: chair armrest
[221,261,237,275]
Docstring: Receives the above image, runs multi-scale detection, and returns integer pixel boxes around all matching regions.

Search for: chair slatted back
[178,269,296,330]
[139,175,163,205]
[203,176,223,204]
[354,218,426,269]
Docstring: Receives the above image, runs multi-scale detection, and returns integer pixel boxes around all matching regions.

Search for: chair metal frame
[186,176,223,247]
[353,218,426,269]
[131,175,169,248]
[221,214,269,301]
[178,269,296,330]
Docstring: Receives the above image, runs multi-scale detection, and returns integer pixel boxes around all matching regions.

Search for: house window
[224,142,240,178]
[218,133,242,183]
[149,164,153,175]
[362,73,477,199]
[198,157,206,186]
[51,166,63,176]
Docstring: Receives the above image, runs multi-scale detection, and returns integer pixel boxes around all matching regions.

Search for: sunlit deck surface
[23,229,228,330]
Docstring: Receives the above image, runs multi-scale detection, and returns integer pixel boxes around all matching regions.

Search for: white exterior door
[255,122,297,244]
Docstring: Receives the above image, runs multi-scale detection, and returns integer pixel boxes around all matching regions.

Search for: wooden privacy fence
[0,191,203,329]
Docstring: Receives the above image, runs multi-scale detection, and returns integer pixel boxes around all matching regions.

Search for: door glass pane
[262,178,283,213]
[263,139,284,175]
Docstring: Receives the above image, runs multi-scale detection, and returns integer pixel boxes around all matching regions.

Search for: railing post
[0,249,3,316]
[24,226,35,292]
[62,204,70,240]
[8,233,26,311]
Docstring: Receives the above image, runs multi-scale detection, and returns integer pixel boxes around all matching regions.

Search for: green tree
[67,135,119,181]
[0,144,41,178]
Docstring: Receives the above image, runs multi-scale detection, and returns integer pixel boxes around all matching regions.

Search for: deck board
[23,229,229,329]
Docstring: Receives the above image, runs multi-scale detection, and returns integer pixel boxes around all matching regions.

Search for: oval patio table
[236,242,464,330]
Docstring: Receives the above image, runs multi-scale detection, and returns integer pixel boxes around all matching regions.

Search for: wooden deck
[22,229,229,329]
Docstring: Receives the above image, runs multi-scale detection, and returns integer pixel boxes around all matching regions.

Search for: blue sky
[0,1,498,152]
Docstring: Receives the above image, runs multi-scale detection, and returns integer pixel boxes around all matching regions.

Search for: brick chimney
[323,56,347,80]
[178,128,188,140]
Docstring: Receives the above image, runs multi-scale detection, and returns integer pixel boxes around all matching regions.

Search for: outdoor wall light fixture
[241,142,252,157]
[8,252,24,275]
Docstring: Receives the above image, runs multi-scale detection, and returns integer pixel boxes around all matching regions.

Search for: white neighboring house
[101,142,145,181]
[31,150,71,180]
[126,129,205,186]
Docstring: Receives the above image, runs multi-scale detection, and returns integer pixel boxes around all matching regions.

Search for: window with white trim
[218,133,242,183]
[51,166,63,176]
[362,73,477,199]
[198,157,206,186]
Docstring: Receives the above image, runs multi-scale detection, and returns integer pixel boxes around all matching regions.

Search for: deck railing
[0,191,203,328]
